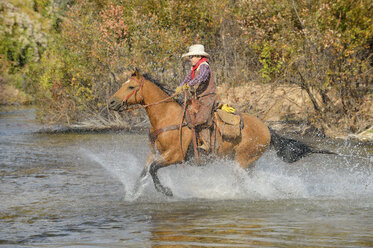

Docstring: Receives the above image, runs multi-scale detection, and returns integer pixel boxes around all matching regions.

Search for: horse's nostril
[110,100,115,106]
[108,99,117,110]
[108,99,124,111]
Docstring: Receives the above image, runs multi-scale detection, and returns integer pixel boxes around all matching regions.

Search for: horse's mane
[134,72,183,105]
[143,74,172,95]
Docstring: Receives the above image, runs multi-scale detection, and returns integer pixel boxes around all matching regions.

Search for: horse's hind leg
[149,162,173,197]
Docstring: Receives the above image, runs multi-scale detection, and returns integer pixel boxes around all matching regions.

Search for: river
[1,106,372,247]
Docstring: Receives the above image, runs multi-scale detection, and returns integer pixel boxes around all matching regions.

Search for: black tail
[269,128,337,163]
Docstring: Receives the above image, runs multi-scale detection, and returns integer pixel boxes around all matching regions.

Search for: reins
[122,76,187,166]
[178,90,188,166]
[122,77,177,112]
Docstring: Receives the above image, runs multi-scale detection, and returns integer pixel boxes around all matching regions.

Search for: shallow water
[1,106,372,247]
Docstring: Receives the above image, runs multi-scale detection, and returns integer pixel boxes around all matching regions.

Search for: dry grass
[217,82,373,139]
[0,79,33,105]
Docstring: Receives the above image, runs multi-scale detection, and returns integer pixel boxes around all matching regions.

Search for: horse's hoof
[163,187,173,197]
[156,185,173,197]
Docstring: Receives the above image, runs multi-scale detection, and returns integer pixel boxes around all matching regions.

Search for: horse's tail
[269,127,337,163]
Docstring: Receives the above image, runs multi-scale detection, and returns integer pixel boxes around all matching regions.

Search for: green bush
[5,0,372,133]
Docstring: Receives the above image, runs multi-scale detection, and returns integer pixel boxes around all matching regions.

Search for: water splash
[82,146,373,202]
[83,148,146,200]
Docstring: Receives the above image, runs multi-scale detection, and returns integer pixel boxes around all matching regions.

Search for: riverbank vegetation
[1,0,372,138]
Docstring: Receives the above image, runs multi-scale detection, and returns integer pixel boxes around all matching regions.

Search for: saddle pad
[216,109,241,125]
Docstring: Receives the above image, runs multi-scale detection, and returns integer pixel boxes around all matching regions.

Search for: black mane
[142,73,172,95]
[141,73,184,105]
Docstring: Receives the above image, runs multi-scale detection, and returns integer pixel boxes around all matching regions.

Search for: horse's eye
[128,86,135,90]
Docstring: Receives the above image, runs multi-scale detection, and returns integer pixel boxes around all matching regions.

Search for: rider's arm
[179,72,191,86]
[187,64,210,87]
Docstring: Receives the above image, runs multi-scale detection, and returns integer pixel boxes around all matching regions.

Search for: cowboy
[175,44,216,152]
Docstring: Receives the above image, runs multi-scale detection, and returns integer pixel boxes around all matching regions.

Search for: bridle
[120,76,188,166]
[121,77,144,111]
[121,76,177,112]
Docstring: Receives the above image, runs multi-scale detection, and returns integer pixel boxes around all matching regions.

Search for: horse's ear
[131,67,141,79]
[109,71,118,83]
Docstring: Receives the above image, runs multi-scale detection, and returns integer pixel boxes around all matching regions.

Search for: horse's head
[108,70,144,112]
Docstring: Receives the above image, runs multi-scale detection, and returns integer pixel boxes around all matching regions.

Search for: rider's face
[189,56,202,66]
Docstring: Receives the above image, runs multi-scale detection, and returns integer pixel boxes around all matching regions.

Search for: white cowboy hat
[182,44,210,58]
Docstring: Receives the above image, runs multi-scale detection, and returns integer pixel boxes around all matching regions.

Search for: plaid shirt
[179,63,210,87]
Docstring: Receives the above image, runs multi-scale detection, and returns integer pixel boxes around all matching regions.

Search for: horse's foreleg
[149,161,173,197]
[132,151,155,196]
[147,147,187,197]
[132,166,150,195]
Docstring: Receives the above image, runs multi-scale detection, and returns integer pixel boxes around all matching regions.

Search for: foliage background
[1,0,372,135]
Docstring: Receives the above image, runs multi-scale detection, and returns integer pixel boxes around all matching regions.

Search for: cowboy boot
[198,128,210,152]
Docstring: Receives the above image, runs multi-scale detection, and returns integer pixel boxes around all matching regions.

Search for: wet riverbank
[37,116,373,146]
[1,77,372,143]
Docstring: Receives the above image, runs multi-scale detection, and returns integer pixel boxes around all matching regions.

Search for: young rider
[175,44,216,152]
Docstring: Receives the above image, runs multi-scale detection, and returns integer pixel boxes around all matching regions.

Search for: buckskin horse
[108,70,335,197]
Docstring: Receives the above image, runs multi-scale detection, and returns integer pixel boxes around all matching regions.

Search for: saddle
[185,100,244,141]
[214,109,244,140]
[183,98,243,160]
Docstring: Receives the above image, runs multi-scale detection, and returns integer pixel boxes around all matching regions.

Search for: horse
[108,70,335,197]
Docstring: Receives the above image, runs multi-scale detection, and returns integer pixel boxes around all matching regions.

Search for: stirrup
[198,143,209,152]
